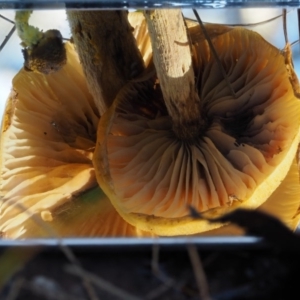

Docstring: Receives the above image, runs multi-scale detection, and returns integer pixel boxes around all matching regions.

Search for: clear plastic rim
[0,0,300,10]
[0,236,266,249]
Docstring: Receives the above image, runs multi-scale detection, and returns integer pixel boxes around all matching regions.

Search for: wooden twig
[4,277,24,300]
[2,200,99,300]
[145,243,175,299]
[282,9,288,45]
[144,9,202,140]
[0,25,16,52]
[65,265,142,300]
[67,11,145,115]
[0,14,15,24]
[187,244,211,300]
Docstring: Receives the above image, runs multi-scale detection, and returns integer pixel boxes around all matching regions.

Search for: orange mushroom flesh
[0,42,151,238]
[201,156,300,236]
[93,23,300,236]
[0,43,98,238]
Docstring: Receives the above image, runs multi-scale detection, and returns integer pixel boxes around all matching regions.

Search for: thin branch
[0,14,15,24]
[298,9,300,52]
[187,244,211,300]
[290,39,300,48]
[24,277,83,300]
[193,9,237,99]
[151,243,160,276]
[185,10,290,27]
[67,11,145,115]
[0,25,16,52]
[65,265,142,300]
[4,277,24,300]
[145,243,175,299]
[1,199,99,300]
[145,280,174,300]
[283,9,288,45]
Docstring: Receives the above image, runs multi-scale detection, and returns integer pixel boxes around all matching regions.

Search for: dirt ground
[1,210,300,300]
[0,244,299,300]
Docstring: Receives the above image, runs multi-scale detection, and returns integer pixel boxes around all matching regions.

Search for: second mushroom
[93,11,300,236]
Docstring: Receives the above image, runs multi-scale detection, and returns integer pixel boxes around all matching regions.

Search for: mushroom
[93,21,300,236]
[0,42,149,238]
[2,12,300,238]
[0,42,98,238]
[0,15,153,239]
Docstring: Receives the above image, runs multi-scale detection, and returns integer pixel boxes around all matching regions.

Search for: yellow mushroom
[1,13,300,239]
[0,41,151,238]
[93,22,300,236]
[0,43,97,238]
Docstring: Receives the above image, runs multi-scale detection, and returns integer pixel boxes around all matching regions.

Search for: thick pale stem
[144,9,201,140]
[67,11,145,115]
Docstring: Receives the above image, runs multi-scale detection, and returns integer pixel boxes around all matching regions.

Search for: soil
[1,210,300,300]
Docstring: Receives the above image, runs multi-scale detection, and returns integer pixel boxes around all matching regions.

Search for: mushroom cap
[0,13,158,239]
[93,25,300,236]
[258,156,300,230]
[0,42,99,238]
[199,156,300,236]
[0,37,154,239]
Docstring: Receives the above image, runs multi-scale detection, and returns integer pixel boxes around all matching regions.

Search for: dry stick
[0,14,16,53]
[186,11,286,27]
[67,11,145,116]
[281,9,300,97]
[0,246,41,291]
[0,14,15,24]
[151,243,160,276]
[4,277,25,300]
[144,9,202,141]
[283,9,288,45]
[65,265,142,300]
[187,244,211,300]
[298,9,300,52]
[24,278,83,300]
[3,200,99,300]
[0,25,16,52]
[187,9,294,27]
[282,9,292,67]
[291,40,300,47]
[193,9,237,100]
[145,244,175,300]
[145,281,174,300]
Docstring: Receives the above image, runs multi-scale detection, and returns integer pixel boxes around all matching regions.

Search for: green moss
[15,11,43,47]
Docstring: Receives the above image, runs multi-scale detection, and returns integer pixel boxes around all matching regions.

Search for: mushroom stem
[67,11,145,116]
[144,9,202,140]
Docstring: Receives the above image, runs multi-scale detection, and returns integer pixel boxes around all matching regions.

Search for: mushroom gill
[0,13,155,239]
[93,24,300,236]
[0,43,99,238]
